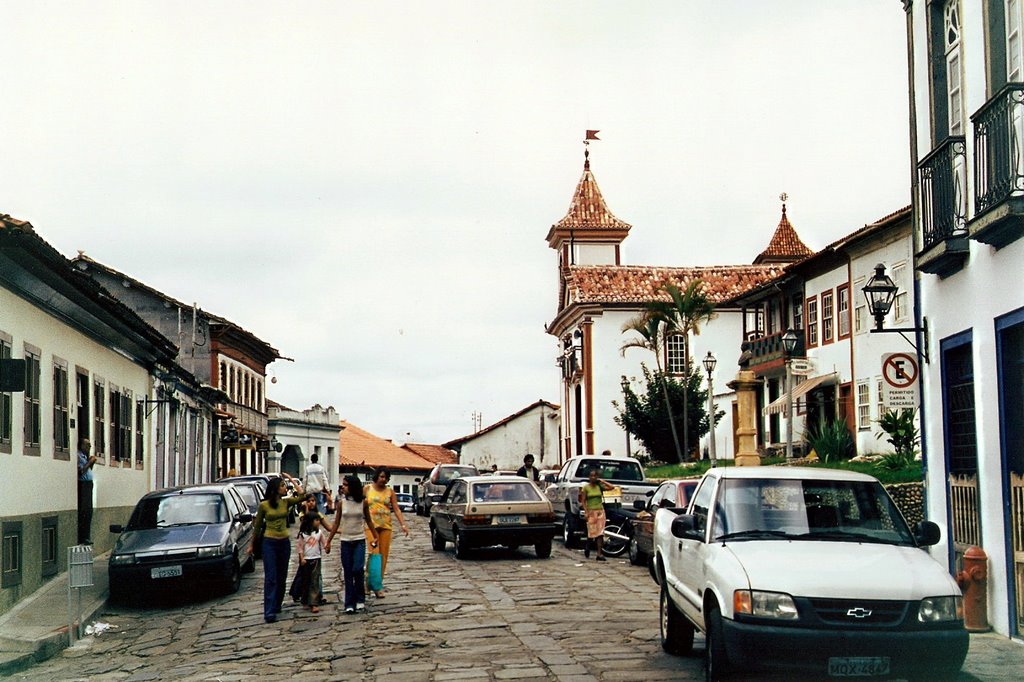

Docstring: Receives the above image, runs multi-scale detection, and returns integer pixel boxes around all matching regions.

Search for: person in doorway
[579,468,614,561]
[303,453,330,514]
[325,475,379,613]
[248,473,305,623]
[77,438,97,545]
[516,454,540,482]
[365,468,410,598]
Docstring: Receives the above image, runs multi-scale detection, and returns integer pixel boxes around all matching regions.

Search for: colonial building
[730,206,916,458]
[545,153,806,462]
[443,400,560,471]
[268,401,341,486]
[72,256,283,480]
[903,0,1024,636]
[0,215,181,616]
[338,421,434,498]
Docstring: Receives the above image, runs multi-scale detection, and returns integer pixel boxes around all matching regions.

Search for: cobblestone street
[10,513,1024,681]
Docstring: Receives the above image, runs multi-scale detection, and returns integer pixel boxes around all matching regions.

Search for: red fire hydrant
[955,545,991,632]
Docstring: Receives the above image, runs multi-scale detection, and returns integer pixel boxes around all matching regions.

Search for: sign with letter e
[881,352,919,410]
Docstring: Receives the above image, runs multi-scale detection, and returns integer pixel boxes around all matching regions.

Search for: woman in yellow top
[579,468,615,561]
[248,472,304,623]
[365,468,409,597]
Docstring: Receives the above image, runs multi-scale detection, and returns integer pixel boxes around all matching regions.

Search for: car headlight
[918,596,963,622]
[109,554,135,566]
[734,590,799,620]
[197,545,230,559]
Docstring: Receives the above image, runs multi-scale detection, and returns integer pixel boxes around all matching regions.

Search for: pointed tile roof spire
[754,194,813,264]
[551,159,631,232]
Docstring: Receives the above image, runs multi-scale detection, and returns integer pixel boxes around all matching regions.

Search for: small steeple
[753,193,813,264]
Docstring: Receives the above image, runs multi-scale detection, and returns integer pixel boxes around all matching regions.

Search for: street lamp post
[781,329,800,459]
[702,352,717,468]
[862,263,929,362]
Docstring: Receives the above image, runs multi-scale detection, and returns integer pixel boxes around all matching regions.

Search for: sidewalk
[0,552,109,677]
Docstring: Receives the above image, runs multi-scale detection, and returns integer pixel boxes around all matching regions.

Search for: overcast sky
[1,1,910,445]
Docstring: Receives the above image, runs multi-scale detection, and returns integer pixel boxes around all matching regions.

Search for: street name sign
[881,352,919,410]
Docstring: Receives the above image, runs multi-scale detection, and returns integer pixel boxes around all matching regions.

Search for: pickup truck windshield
[574,459,644,482]
[710,478,915,546]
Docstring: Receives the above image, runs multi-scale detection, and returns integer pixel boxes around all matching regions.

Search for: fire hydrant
[955,545,991,632]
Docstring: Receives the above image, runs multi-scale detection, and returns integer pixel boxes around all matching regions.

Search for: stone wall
[885,481,925,527]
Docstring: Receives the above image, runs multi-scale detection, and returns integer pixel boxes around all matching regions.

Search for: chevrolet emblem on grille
[846,607,873,618]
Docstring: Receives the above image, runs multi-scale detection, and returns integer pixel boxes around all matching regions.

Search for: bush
[876,409,919,460]
[806,420,854,463]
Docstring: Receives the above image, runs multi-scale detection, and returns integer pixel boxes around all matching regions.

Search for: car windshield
[471,481,543,503]
[128,493,229,530]
[576,459,644,482]
[438,466,477,484]
[710,478,915,546]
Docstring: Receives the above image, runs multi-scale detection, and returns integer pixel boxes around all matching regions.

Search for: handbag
[367,552,383,592]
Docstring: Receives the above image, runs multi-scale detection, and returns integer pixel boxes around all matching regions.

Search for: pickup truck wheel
[454,529,470,559]
[704,607,731,681]
[430,524,446,551]
[660,583,694,655]
[562,513,579,548]
[535,538,552,558]
[628,536,643,565]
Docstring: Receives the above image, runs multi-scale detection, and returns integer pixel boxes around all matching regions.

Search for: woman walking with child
[248,472,304,623]
[364,468,409,597]
[325,474,379,613]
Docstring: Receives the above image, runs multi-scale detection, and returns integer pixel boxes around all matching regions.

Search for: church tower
[753,195,813,265]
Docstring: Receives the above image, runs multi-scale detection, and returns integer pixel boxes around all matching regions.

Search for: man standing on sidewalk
[303,453,330,514]
[77,438,97,545]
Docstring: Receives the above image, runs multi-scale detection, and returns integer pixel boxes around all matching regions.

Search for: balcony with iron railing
[220,401,268,437]
[739,330,806,376]
[970,83,1024,249]
[917,135,969,277]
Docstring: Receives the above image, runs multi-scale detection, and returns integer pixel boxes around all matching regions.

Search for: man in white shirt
[303,453,330,514]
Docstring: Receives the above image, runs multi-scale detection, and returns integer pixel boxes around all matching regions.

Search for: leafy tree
[614,364,723,463]
[620,310,683,462]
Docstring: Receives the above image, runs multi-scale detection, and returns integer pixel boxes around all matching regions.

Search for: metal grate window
[2,522,22,588]
[945,343,978,475]
[666,334,687,375]
[41,516,58,577]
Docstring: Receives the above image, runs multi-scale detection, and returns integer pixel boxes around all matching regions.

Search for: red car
[628,479,698,571]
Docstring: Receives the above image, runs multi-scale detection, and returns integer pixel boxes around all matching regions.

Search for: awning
[763,373,838,415]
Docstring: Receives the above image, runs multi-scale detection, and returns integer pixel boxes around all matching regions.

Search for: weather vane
[779,192,788,204]
[584,130,600,169]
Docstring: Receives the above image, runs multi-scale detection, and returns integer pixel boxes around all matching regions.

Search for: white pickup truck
[653,466,968,680]
[545,455,656,547]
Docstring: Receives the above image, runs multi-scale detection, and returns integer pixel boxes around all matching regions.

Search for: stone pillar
[727,370,761,467]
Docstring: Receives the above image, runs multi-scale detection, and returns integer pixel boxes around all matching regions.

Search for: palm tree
[620,310,684,463]
[656,281,716,460]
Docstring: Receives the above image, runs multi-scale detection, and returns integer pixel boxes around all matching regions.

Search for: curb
[0,592,108,678]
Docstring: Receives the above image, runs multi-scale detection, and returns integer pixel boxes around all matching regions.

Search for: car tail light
[463,515,490,525]
[527,512,556,523]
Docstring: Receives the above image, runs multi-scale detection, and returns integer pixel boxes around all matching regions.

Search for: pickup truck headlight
[918,596,963,622]
[734,590,799,620]
[197,545,230,559]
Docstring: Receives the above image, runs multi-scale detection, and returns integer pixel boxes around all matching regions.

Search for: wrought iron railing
[741,330,806,370]
[973,83,1024,215]
[918,136,966,249]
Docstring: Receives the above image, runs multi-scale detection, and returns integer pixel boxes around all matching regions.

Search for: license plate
[828,657,890,677]
[151,565,183,579]
[495,514,525,525]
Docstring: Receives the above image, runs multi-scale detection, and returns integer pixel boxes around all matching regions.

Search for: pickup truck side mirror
[914,520,941,546]
[671,514,703,541]
[633,499,646,511]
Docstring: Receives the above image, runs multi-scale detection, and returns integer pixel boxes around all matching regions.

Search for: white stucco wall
[455,403,560,472]
[1,287,153,517]
[268,405,342,489]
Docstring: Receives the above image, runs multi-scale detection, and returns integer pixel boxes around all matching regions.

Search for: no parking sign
[881,352,919,410]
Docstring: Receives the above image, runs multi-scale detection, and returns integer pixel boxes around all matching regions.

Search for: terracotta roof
[562,265,785,306]
[444,400,560,448]
[339,421,434,471]
[753,204,814,264]
[551,166,631,232]
[401,443,458,465]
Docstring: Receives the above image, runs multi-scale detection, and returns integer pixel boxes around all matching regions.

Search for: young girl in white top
[296,513,327,612]
[325,475,379,613]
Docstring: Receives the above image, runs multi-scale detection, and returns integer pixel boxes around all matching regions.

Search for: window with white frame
[853,278,866,334]
[945,0,964,135]
[791,294,803,330]
[892,263,909,323]
[876,378,886,419]
[1009,0,1023,81]
[806,298,818,346]
[838,285,851,339]
[666,334,687,375]
[822,290,835,343]
[857,381,871,431]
